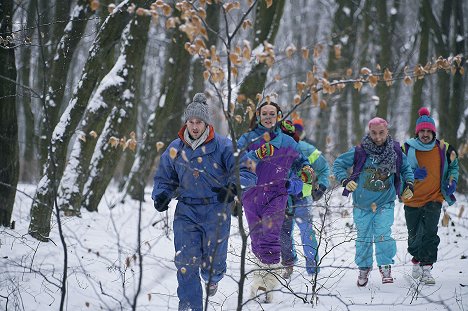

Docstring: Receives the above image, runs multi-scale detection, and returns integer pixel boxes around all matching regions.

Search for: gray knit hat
[183,93,210,124]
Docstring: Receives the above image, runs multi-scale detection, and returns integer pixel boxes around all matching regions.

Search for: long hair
[248,101,283,131]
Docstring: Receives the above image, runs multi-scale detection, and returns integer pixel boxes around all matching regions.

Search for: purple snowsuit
[238,126,310,264]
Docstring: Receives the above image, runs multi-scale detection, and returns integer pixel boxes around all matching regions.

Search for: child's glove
[401,181,414,200]
[312,184,327,201]
[341,178,358,192]
[414,167,427,180]
[445,179,457,196]
[285,177,303,195]
[299,165,315,184]
[255,142,274,159]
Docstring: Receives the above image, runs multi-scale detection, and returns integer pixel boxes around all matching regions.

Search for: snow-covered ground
[1,184,467,310]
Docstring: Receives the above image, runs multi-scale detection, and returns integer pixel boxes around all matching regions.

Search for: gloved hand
[414,167,427,180]
[285,177,303,195]
[153,194,171,212]
[299,165,316,184]
[212,183,237,203]
[401,181,414,200]
[255,142,274,159]
[312,184,327,201]
[341,178,358,192]
[445,179,457,196]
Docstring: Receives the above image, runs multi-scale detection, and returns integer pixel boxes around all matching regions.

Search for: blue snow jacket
[333,145,414,209]
[152,126,256,203]
[296,140,330,197]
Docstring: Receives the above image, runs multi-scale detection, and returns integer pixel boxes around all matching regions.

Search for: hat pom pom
[418,107,430,117]
[192,93,207,105]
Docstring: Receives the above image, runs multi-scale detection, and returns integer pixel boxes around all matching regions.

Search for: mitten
[299,165,316,184]
[312,184,327,201]
[445,180,457,196]
[285,177,303,195]
[401,181,414,200]
[255,142,274,159]
[280,120,296,135]
[153,194,170,212]
[341,178,358,192]
[414,167,427,180]
[212,183,237,203]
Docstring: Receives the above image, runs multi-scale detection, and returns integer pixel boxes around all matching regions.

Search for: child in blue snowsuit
[279,120,330,277]
[152,93,256,311]
[333,117,414,287]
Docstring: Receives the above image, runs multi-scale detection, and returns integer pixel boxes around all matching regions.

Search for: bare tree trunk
[351,0,372,144]
[234,0,285,137]
[410,0,430,135]
[80,13,151,212]
[38,0,93,165]
[120,9,192,202]
[0,0,19,228]
[375,0,393,119]
[449,0,465,191]
[18,0,38,182]
[29,2,131,241]
[318,0,358,152]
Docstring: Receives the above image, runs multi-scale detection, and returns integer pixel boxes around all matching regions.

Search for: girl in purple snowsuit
[238,102,313,301]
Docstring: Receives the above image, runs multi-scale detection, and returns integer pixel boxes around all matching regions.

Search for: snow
[1,185,467,310]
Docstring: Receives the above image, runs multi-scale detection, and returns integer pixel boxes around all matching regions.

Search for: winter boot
[420,265,435,285]
[357,267,371,287]
[282,265,293,279]
[250,261,281,303]
[379,265,394,284]
[206,282,218,297]
[411,258,422,279]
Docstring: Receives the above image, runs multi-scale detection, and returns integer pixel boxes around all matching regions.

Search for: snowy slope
[1,184,467,310]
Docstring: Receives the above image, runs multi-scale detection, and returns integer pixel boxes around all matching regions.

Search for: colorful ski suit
[280,140,330,274]
[238,125,310,265]
[402,138,459,265]
[152,125,256,311]
[333,143,414,268]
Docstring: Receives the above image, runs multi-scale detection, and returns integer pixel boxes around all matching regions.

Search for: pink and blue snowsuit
[152,126,256,311]
[238,125,310,265]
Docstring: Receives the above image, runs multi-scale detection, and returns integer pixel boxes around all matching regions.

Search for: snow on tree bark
[29,2,131,241]
[80,13,151,212]
[39,0,94,166]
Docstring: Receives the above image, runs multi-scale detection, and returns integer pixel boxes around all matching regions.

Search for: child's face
[259,105,278,129]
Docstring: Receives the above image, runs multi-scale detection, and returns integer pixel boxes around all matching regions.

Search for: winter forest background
[1,0,467,310]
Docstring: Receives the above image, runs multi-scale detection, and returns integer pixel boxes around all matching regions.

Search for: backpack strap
[342,145,366,197]
[393,141,403,196]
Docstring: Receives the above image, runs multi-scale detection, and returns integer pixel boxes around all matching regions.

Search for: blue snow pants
[280,196,319,274]
[353,202,396,269]
[173,200,230,311]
